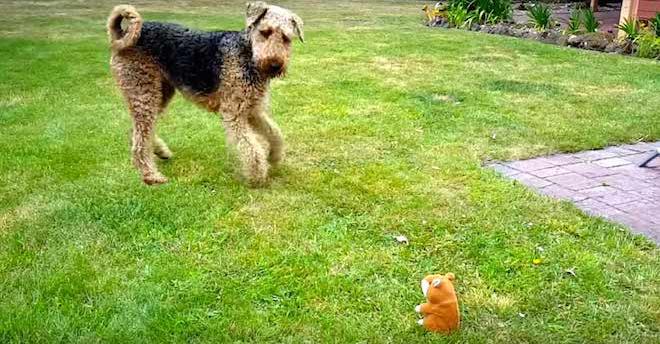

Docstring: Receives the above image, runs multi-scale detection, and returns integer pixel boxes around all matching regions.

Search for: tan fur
[416,273,460,333]
[107,5,142,51]
[107,3,302,186]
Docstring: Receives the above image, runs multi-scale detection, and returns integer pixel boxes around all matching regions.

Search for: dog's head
[245,1,304,78]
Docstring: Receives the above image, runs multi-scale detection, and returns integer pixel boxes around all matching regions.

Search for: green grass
[1,1,660,342]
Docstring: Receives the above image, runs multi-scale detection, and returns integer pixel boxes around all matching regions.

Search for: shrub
[565,9,582,35]
[635,28,660,59]
[448,0,471,8]
[617,17,640,40]
[472,0,512,24]
[447,4,470,28]
[527,3,552,31]
[446,0,512,25]
[650,13,660,37]
[582,8,599,33]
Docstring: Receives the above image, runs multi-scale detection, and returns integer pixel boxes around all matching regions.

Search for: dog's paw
[154,147,173,160]
[242,163,270,188]
[415,305,421,313]
[246,177,269,188]
[143,173,168,185]
[268,150,284,166]
[155,150,172,160]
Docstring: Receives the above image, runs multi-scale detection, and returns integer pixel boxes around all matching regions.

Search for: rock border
[428,19,636,56]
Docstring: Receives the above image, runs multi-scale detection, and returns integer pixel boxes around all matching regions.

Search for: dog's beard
[257,59,287,79]
[261,65,287,78]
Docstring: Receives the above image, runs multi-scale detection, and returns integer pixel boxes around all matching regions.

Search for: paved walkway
[488,142,660,243]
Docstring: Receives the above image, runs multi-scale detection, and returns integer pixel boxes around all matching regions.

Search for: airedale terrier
[107,2,303,186]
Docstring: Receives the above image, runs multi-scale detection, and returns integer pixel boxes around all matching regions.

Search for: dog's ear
[246,1,269,29]
[291,14,304,43]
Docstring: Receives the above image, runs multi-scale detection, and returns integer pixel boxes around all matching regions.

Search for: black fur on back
[135,22,261,95]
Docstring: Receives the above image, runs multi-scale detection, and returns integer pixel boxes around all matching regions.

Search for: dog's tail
[107,5,142,51]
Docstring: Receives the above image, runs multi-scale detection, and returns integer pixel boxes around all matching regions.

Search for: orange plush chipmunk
[415,273,460,333]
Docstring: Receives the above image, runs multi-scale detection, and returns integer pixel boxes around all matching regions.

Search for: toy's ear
[432,278,442,287]
[446,273,455,281]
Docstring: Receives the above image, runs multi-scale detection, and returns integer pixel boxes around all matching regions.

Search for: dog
[107,2,303,186]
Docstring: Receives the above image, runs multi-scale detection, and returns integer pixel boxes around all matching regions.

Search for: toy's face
[421,274,442,297]
[421,273,455,298]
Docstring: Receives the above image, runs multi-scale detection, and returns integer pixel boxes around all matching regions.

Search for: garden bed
[466,22,633,54]
[424,1,659,59]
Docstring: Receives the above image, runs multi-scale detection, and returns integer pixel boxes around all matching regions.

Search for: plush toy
[415,273,460,333]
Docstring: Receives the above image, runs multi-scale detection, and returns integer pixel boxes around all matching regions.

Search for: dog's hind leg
[153,81,175,160]
[130,104,166,185]
[113,54,169,185]
[130,102,166,185]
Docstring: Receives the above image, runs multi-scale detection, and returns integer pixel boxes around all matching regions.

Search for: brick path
[488,142,660,243]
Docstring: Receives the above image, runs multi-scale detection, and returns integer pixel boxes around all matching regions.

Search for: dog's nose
[269,63,282,73]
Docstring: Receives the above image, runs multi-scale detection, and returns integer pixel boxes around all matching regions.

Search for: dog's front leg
[249,109,284,166]
[223,116,269,186]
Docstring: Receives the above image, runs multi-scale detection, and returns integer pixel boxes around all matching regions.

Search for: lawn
[1,0,659,342]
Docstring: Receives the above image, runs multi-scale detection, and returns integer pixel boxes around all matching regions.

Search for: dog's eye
[260,29,273,38]
[282,34,291,44]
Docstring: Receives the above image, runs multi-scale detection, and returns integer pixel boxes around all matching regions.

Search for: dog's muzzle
[260,59,286,78]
